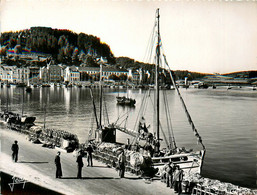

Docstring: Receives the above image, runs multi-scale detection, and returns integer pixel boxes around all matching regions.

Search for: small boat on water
[198,82,209,89]
[16,83,27,87]
[116,96,136,106]
[41,83,51,87]
[25,86,32,93]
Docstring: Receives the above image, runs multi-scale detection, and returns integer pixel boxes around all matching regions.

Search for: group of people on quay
[161,160,184,194]
[54,144,94,179]
[54,143,126,179]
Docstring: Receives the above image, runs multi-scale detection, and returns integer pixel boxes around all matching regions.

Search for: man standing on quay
[118,150,126,178]
[86,144,93,167]
[76,151,84,179]
[55,151,62,178]
[11,140,19,162]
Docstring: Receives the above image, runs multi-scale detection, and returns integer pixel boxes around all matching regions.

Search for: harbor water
[0,86,256,188]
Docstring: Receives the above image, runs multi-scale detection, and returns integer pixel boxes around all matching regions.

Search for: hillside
[0,27,115,65]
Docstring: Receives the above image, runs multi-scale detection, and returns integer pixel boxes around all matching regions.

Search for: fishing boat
[6,87,36,131]
[90,9,205,177]
[140,9,205,175]
[7,115,36,132]
[116,96,136,106]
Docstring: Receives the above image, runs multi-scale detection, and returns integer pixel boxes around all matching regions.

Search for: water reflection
[0,86,256,188]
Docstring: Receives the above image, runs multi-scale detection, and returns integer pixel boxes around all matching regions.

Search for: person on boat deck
[76,151,84,179]
[118,150,126,178]
[86,144,93,167]
[138,117,149,139]
[144,143,154,157]
[55,151,62,178]
[138,117,146,131]
[173,165,183,194]
[147,132,154,144]
[11,140,19,162]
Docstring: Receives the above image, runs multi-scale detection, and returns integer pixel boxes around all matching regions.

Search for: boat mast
[99,64,103,129]
[156,8,160,152]
[6,80,9,112]
[43,103,46,130]
[22,87,24,116]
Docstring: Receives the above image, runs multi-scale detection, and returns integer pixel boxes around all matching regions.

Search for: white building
[0,65,30,83]
[64,66,80,83]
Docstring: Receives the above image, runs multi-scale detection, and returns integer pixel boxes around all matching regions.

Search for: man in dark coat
[118,150,126,178]
[11,140,19,162]
[76,151,84,179]
[86,144,93,167]
[55,151,62,178]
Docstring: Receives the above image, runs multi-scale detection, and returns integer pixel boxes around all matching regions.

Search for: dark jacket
[86,146,93,155]
[76,155,84,167]
[11,143,19,153]
[55,155,61,166]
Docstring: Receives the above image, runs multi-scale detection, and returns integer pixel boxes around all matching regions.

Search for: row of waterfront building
[0,64,142,84]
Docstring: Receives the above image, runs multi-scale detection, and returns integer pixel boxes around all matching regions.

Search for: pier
[0,127,176,195]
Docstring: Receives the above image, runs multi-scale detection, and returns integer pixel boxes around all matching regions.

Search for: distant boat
[41,83,51,87]
[198,82,209,89]
[25,86,32,93]
[116,96,136,106]
[16,83,27,87]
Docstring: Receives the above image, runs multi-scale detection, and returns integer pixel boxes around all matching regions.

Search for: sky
[0,0,257,73]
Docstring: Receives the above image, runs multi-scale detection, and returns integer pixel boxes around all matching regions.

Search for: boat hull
[152,149,205,175]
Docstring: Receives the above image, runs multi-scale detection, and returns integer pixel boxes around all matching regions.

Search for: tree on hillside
[57,47,65,63]
[116,57,135,68]
[0,46,7,59]
[85,55,99,67]
[72,47,79,62]
[14,45,22,54]
[58,35,68,47]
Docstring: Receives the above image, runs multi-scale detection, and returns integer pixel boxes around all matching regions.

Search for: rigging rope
[163,54,206,150]
[103,96,110,125]
[130,90,150,145]
[163,89,177,149]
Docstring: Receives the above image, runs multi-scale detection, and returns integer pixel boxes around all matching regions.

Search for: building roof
[78,66,128,73]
